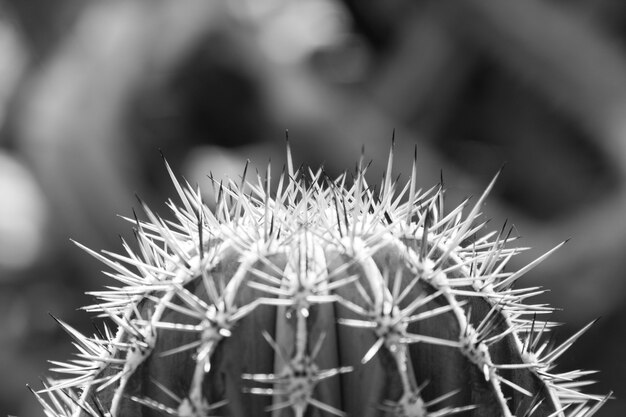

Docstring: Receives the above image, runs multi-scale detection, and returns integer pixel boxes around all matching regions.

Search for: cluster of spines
[31,142,610,417]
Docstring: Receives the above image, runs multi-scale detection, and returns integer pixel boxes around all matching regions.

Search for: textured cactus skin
[33,146,608,417]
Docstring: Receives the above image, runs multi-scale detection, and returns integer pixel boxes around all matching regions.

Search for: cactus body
[33,146,608,417]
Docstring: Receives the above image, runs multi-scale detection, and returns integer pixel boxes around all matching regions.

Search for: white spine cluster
[32,143,609,417]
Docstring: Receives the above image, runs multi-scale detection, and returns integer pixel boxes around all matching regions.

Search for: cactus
[32,143,609,417]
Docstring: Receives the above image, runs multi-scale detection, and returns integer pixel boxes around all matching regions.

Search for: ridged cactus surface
[33,145,608,416]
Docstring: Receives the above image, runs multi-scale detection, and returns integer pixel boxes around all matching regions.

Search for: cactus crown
[32,143,608,417]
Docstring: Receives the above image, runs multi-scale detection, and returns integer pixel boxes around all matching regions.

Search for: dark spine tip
[134,193,144,206]
[48,312,61,324]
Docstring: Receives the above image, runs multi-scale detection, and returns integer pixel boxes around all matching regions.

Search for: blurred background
[0,0,625,415]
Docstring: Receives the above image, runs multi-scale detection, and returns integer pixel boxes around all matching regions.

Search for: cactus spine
[32,143,608,416]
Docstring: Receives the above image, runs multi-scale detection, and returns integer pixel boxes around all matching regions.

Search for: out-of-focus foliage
[0,0,625,415]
